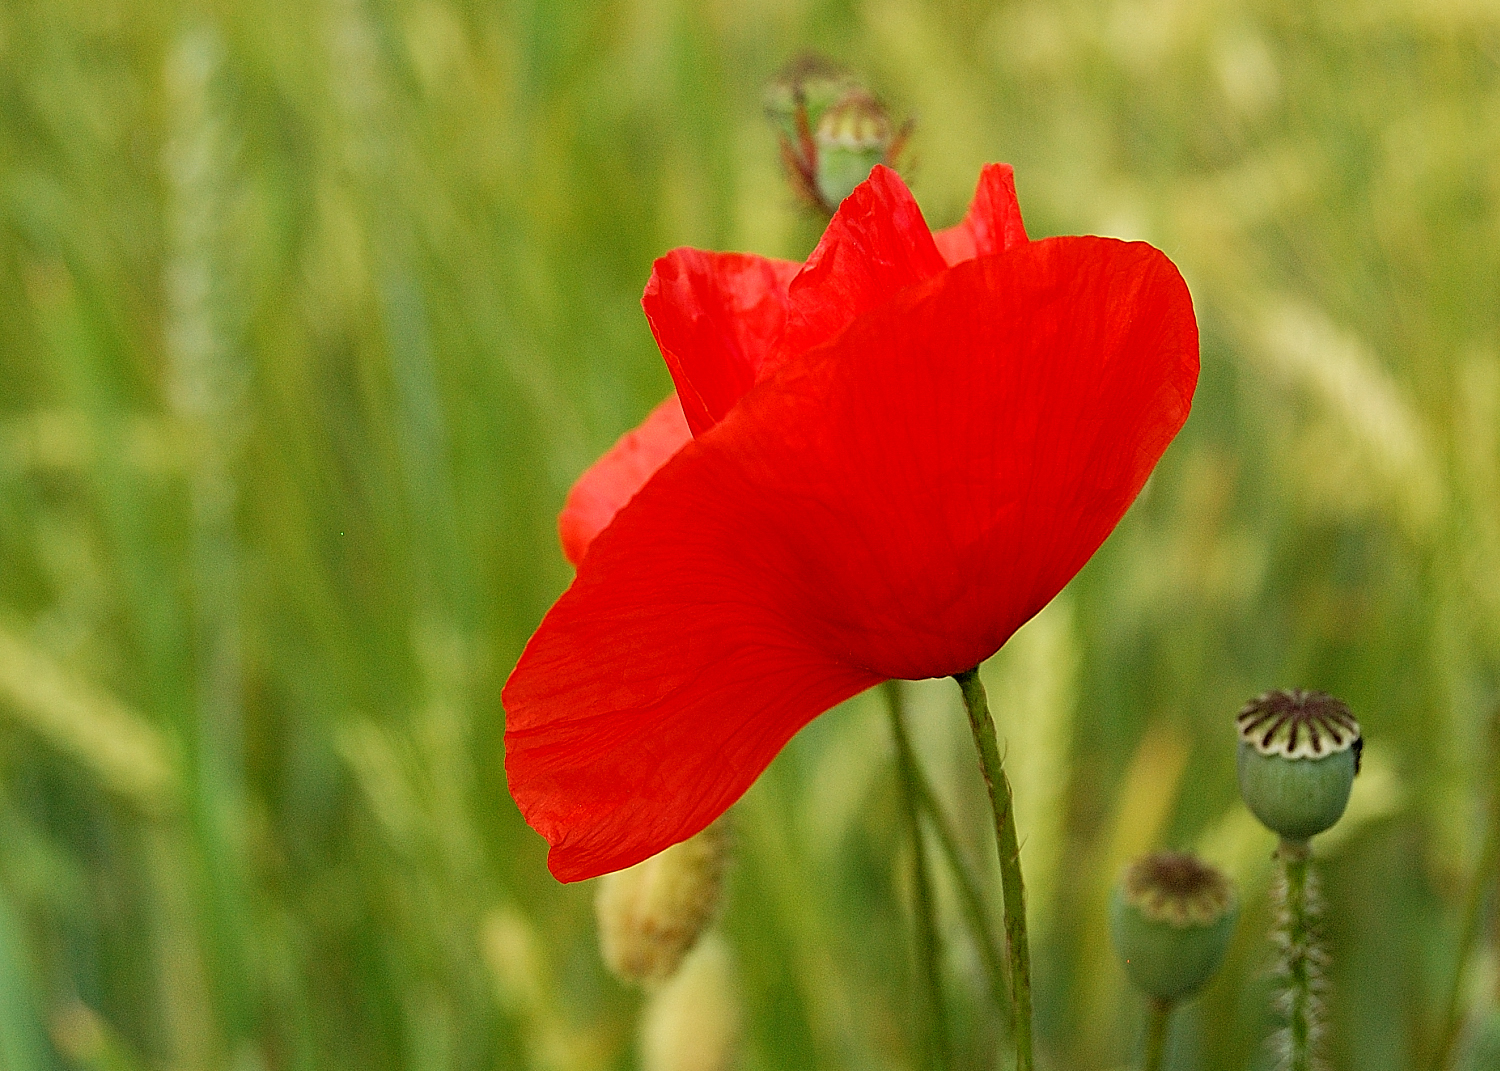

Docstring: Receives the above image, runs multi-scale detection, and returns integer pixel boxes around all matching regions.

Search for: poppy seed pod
[595,818,729,987]
[1236,690,1362,843]
[1109,851,1237,1003]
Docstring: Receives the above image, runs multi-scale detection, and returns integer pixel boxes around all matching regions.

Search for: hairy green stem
[955,667,1034,1071]
[885,682,950,1070]
[1143,998,1172,1071]
[1277,839,1318,1071]
[1431,704,1500,1071]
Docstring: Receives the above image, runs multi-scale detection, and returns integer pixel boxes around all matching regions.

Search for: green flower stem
[1277,838,1318,1071]
[1143,998,1172,1071]
[1431,704,1500,1071]
[905,742,1011,1015]
[885,682,950,1070]
[955,667,1034,1071]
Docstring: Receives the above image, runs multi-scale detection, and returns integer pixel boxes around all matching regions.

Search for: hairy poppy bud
[595,818,730,986]
[763,55,910,215]
[1110,851,1237,1002]
[762,52,856,141]
[814,90,896,208]
[1236,690,1362,842]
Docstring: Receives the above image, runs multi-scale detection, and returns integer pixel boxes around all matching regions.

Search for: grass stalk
[904,740,1010,1015]
[1430,704,1500,1071]
[884,681,950,1070]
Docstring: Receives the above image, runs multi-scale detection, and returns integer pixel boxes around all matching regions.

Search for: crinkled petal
[642,251,801,436]
[558,393,692,566]
[764,164,948,375]
[505,235,1198,880]
[933,163,1030,264]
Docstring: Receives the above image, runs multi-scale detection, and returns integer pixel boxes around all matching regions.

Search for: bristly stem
[955,667,1034,1071]
[1143,997,1172,1071]
[885,681,950,1070]
[1275,838,1321,1071]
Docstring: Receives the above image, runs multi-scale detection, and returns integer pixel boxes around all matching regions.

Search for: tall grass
[1,0,1497,1068]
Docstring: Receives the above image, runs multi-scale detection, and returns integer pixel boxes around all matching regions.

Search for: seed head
[1236,690,1361,764]
[1110,851,1238,1002]
[1236,690,1362,842]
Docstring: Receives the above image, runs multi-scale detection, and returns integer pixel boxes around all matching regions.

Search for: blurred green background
[1,0,1498,1068]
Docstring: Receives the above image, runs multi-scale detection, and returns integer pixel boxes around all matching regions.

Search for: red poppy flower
[506,164,1198,881]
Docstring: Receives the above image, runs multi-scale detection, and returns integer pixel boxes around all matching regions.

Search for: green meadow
[0,0,1497,1068]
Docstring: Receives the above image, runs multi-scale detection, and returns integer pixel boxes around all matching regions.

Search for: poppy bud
[762,52,857,143]
[595,817,730,987]
[763,55,910,215]
[814,90,897,208]
[1236,690,1362,843]
[1109,851,1237,1002]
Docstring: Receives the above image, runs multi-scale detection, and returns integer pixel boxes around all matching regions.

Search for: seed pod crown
[1110,851,1238,1002]
[1121,851,1237,927]
[1236,689,1361,763]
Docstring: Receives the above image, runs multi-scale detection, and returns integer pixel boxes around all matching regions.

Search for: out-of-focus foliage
[0,0,1496,1069]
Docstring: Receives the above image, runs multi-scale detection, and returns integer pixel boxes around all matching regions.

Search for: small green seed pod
[1110,851,1237,1003]
[1236,690,1362,842]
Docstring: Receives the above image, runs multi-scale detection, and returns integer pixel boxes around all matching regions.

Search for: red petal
[933,163,1030,264]
[557,393,692,566]
[764,164,949,376]
[505,608,879,881]
[506,235,1198,881]
[642,251,801,436]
